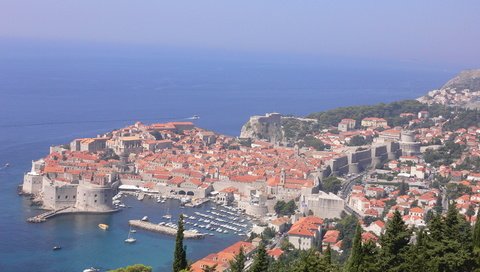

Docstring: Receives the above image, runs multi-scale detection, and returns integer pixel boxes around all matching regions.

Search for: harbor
[10,192,251,271]
[114,192,253,238]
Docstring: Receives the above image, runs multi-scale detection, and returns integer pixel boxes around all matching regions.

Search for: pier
[128,220,205,239]
[184,198,210,207]
[26,207,119,223]
[27,206,71,223]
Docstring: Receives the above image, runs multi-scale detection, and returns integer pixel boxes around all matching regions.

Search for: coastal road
[339,172,366,219]
[340,173,364,199]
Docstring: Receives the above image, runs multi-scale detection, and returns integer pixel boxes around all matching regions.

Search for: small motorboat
[130,229,137,233]
[162,214,172,220]
[83,267,100,272]
[125,237,136,243]
[192,115,200,120]
[98,223,109,230]
[4,163,10,168]
[53,246,62,251]
[141,216,149,221]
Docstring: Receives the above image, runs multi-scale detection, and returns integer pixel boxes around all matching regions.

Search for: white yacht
[125,227,136,243]
[83,268,100,272]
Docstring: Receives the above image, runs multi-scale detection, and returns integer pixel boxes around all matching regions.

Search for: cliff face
[417,69,480,108]
[240,113,283,142]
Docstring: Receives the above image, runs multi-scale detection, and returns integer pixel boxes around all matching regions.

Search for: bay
[0,48,453,271]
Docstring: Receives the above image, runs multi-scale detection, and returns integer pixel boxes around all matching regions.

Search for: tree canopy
[274,200,297,216]
[109,264,152,272]
[173,214,188,272]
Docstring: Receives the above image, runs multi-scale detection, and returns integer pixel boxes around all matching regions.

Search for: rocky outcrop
[417,69,480,108]
[442,69,480,92]
[240,113,318,143]
[240,113,283,142]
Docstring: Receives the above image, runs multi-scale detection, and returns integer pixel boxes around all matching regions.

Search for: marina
[111,191,253,238]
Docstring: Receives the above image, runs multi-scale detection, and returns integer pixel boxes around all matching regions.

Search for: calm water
[0,48,453,271]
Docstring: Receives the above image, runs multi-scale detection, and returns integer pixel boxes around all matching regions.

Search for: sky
[0,1,479,68]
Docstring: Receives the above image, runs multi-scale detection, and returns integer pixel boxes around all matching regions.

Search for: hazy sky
[1,1,479,67]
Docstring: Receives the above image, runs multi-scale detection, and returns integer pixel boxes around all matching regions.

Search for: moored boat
[125,227,136,243]
[83,268,100,272]
[98,223,109,230]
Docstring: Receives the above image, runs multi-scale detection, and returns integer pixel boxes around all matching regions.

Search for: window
[65,195,68,199]
[73,195,76,199]
[94,200,97,203]
[94,194,97,197]
[57,196,60,199]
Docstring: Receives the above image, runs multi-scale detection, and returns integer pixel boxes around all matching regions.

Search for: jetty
[128,220,205,239]
[27,206,70,223]
[185,198,210,207]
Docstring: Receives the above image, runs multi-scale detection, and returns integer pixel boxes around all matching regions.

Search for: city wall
[326,142,399,178]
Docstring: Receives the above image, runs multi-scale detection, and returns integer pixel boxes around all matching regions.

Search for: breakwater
[128,220,205,239]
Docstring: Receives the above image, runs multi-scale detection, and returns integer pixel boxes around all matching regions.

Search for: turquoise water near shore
[1,191,246,271]
[0,50,454,271]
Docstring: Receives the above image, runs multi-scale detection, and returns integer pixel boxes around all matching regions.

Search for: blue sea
[0,43,454,271]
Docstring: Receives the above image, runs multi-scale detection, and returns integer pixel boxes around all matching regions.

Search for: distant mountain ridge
[417,69,480,108]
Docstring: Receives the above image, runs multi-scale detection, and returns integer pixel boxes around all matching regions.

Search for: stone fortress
[22,157,118,213]
[240,112,283,142]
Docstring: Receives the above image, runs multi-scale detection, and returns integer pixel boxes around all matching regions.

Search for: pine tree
[323,244,332,265]
[399,180,408,196]
[229,246,246,272]
[474,217,480,253]
[445,202,460,238]
[403,229,428,272]
[466,204,476,221]
[474,216,480,271]
[173,214,188,272]
[427,213,446,241]
[425,209,435,223]
[250,242,269,272]
[378,210,410,270]
[358,240,379,272]
[292,249,324,272]
[423,207,476,271]
[434,193,443,214]
[445,202,473,247]
[344,224,362,272]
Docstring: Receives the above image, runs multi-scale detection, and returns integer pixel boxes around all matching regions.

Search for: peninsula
[20,70,480,271]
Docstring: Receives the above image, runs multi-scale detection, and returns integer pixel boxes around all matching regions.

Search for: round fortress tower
[399,130,421,156]
[75,181,115,212]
